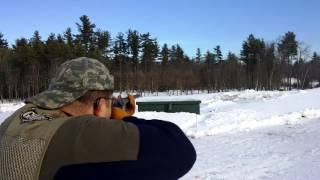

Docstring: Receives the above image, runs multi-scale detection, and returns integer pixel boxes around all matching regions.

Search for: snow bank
[1,88,320,179]
[0,102,25,124]
[136,88,320,138]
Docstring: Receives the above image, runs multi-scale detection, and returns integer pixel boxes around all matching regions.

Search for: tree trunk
[301,67,310,89]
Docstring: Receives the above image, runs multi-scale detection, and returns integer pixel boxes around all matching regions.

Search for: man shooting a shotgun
[0,57,196,180]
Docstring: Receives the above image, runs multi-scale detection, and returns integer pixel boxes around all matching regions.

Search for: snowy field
[1,88,320,179]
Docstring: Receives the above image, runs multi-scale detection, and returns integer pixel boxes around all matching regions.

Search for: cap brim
[25,89,87,109]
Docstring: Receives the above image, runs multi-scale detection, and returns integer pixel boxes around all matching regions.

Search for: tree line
[0,15,319,100]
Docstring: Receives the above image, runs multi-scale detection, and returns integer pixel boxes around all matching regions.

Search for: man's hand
[111,95,135,120]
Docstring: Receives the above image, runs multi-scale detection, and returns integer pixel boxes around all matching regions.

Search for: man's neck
[60,101,93,117]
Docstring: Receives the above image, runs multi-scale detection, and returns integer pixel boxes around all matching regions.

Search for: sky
[1,0,320,58]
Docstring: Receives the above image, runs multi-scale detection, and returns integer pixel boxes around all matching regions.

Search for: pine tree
[113,32,127,57]
[263,43,277,89]
[113,32,128,92]
[62,28,75,58]
[0,33,8,49]
[45,33,67,75]
[196,48,201,63]
[30,31,48,92]
[127,29,140,66]
[30,31,45,61]
[175,44,185,64]
[278,31,298,63]
[312,52,319,62]
[45,33,59,57]
[141,33,159,72]
[57,34,64,43]
[241,34,265,89]
[224,52,241,89]
[277,31,298,89]
[75,15,96,53]
[169,45,177,63]
[203,50,215,90]
[64,28,74,48]
[160,43,169,67]
[12,37,36,97]
[214,45,222,62]
[226,52,238,62]
[205,50,215,67]
[0,33,9,100]
[45,33,66,59]
[95,29,111,58]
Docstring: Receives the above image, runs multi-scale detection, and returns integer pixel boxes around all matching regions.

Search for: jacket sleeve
[123,116,197,179]
[51,116,196,180]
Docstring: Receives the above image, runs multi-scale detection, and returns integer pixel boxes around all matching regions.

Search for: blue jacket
[42,116,196,180]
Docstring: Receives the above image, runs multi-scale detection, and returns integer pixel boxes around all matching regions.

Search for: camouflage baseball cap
[26,57,114,109]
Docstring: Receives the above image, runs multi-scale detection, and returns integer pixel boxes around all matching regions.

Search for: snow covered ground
[1,88,320,179]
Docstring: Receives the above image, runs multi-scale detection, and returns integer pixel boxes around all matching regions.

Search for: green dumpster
[136,100,201,114]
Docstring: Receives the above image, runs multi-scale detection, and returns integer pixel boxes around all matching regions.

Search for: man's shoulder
[1,103,71,139]
[6,103,69,122]
[62,115,138,132]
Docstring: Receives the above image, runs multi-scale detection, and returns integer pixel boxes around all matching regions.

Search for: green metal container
[136,100,201,114]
